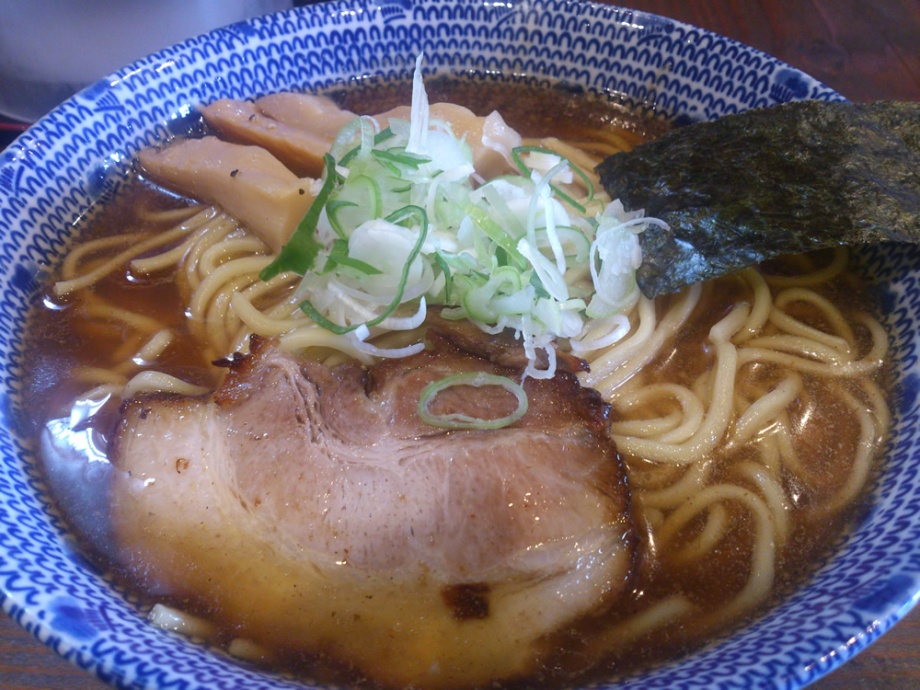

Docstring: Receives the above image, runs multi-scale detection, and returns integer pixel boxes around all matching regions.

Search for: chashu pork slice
[110,331,636,689]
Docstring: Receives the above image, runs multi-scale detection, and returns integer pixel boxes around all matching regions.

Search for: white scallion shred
[263,55,667,428]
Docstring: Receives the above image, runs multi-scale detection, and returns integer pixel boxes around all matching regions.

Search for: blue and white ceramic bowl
[1,1,918,688]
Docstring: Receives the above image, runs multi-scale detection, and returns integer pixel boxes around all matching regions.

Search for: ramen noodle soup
[20,75,892,688]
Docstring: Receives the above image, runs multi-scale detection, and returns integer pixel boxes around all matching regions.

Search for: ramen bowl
[0,1,918,688]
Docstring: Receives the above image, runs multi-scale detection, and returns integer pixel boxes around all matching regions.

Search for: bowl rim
[1,2,916,689]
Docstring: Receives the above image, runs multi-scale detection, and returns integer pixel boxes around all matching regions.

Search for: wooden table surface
[2,0,919,688]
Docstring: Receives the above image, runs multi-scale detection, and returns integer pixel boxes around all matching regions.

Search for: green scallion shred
[325,200,358,239]
[299,205,430,333]
[372,148,432,168]
[434,252,453,303]
[322,239,383,276]
[463,202,527,268]
[375,127,395,144]
[256,58,654,381]
[260,154,337,281]
[327,174,382,238]
[510,145,595,214]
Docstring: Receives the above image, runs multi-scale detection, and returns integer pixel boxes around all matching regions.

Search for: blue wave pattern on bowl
[0,1,915,689]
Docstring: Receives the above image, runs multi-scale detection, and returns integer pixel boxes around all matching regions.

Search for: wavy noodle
[636,459,712,511]
[738,311,888,376]
[608,383,705,443]
[764,246,850,288]
[573,244,890,647]
[667,502,728,565]
[727,374,802,449]
[55,222,204,297]
[606,304,748,465]
[123,371,210,398]
[582,284,701,396]
[734,268,772,343]
[588,595,697,655]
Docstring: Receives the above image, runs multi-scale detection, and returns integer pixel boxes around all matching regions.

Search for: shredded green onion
[258,55,663,388]
[322,239,383,276]
[260,154,337,281]
[372,148,432,168]
[434,252,453,303]
[299,205,429,335]
[417,372,529,430]
[511,145,596,214]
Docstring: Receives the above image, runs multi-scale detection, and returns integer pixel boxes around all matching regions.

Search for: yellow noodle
[628,461,684,490]
[860,377,892,436]
[279,326,376,364]
[55,223,195,296]
[609,408,684,439]
[756,427,784,477]
[734,460,791,546]
[73,366,129,387]
[208,270,303,356]
[138,204,206,224]
[590,595,697,653]
[131,238,196,275]
[205,273,262,357]
[187,256,274,349]
[130,206,222,274]
[772,287,857,349]
[668,503,728,564]
[638,459,712,510]
[689,366,715,406]
[608,383,705,443]
[765,246,849,288]
[585,285,701,395]
[657,484,775,625]
[737,336,885,378]
[231,290,310,337]
[704,488,775,623]
[612,305,748,464]
[179,213,241,295]
[743,334,850,364]
[733,268,771,343]
[130,329,174,365]
[78,298,163,334]
[60,233,140,280]
[110,335,151,370]
[199,236,270,276]
[773,416,805,476]
[123,371,210,398]
[728,374,802,449]
[580,298,655,386]
[806,386,879,519]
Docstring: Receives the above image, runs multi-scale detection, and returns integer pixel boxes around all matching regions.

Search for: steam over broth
[20,77,891,688]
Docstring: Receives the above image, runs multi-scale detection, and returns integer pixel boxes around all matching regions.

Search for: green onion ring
[417,372,529,430]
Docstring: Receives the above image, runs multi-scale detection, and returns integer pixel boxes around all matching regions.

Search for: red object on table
[1,1,918,688]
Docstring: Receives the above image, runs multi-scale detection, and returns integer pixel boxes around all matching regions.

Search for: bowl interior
[1,2,918,689]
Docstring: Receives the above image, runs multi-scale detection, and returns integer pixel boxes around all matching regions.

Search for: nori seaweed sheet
[596,101,920,297]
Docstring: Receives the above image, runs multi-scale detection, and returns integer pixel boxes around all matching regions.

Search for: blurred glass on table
[0,0,292,122]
